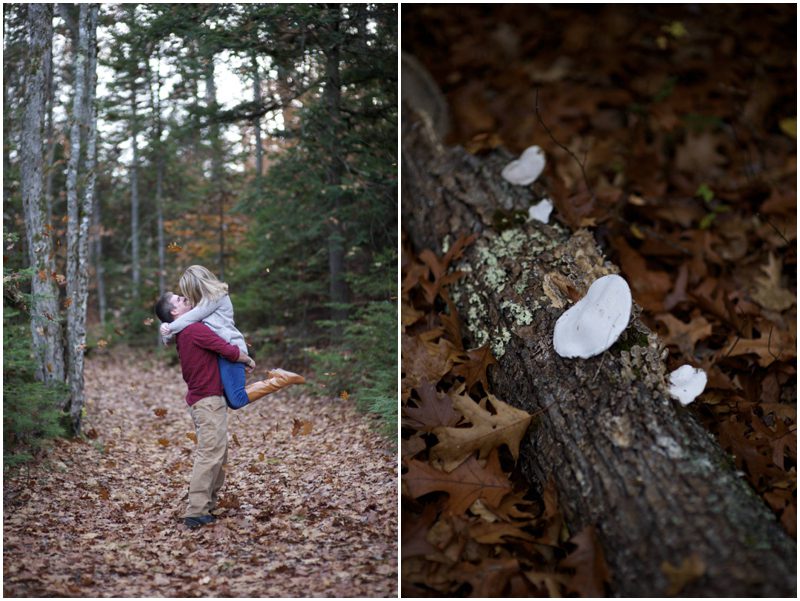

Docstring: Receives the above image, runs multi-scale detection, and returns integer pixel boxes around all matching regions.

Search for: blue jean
[218,357,249,409]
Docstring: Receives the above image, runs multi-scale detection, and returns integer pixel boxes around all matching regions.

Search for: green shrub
[3,308,69,468]
[312,300,397,440]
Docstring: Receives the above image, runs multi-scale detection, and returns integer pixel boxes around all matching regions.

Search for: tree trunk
[251,53,263,180]
[205,55,225,280]
[65,3,88,428]
[130,84,140,301]
[21,3,66,387]
[43,30,56,227]
[401,108,796,597]
[92,188,106,327]
[149,45,166,298]
[66,4,97,433]
[323,5,348,325]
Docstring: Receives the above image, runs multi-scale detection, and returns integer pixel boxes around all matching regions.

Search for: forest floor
[3,348,397,597]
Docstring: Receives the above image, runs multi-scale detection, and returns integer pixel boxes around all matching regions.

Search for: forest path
[4,348,397,597]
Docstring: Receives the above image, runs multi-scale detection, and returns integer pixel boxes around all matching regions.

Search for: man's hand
[245,356,256,373]
[160,323,171,337]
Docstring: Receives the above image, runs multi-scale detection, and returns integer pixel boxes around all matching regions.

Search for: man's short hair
[154,292,175,324]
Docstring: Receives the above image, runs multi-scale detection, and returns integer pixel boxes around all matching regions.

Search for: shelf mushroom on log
[401,104,796,597]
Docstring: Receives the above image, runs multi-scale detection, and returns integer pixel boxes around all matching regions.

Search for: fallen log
[401,106,796,597]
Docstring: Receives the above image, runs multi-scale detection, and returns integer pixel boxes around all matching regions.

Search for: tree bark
[251,53,263,180]
[205,54,226,280]
[130,82,141,301]
[64,3,97,433]
[323,5,348,325]
[401,108,796,597]
[65,2,88,426]
[21,3,66,387]
[148,44,166,298]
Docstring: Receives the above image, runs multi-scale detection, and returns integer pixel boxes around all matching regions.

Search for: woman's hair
[179,265,228,306]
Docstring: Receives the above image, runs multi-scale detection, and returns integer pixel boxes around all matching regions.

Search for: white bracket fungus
[528,198,553,224]
[668,365,707,406]
[501,145,546,185]
[553,274,632,358]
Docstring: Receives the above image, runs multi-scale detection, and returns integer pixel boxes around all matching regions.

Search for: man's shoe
[245,368,306,402]
[184,514,216,529]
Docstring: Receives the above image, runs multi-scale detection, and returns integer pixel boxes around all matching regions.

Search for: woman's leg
[217,357,250,409]
[244,368,306,402]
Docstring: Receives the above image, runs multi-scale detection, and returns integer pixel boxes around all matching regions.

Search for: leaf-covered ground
[3,348,397,597]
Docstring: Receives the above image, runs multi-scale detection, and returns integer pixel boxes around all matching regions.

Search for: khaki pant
[185,395,228,518]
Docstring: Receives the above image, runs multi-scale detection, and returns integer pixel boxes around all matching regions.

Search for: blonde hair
[179,265,228,306]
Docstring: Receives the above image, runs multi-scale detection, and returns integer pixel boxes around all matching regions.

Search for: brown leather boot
[245,368,306,402]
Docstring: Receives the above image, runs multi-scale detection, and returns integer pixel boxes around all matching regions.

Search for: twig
[534,87,595,201]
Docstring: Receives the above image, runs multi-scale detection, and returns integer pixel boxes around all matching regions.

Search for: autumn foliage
[401,235,611,596]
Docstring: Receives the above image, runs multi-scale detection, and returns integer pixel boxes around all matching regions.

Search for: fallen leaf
[656,313,712,357]
[661,553,706,595]
[402,381,461,431]
[431,388,532,472]
[560,525,611,597]
[404,451,512,515]
[750,253,795,312]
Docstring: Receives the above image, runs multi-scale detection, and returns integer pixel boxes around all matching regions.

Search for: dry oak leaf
[450,344,498,392]
[560,525,611,598]
[291,418,313,436]
[431,388,532,472]
[656,312,712,357]
[468,520,537,544]
[401,334,459,399]
[661,553,706,596]
[751,253,795,312]
[721,325,795,367]
[402,381,461,431]
[404,451,512,515]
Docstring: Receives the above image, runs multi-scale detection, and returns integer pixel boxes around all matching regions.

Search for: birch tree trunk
[65,3,87,428]
[64,4,97,433]
[21,3,66,387]
[401,107,796,596]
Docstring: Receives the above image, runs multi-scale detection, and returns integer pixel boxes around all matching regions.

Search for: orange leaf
[404,450,511,515]
[153,408,167,417]
[185,432,197,444]
[167,242,182,253]
[561,526,612,597]
[157,438,170,447]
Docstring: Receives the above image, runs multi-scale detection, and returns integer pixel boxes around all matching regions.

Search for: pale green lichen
[490,326,511,358]
[441,235,451,255]
[500,299,534,326]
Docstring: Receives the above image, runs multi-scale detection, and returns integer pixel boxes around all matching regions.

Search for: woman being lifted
[161,264,305,408]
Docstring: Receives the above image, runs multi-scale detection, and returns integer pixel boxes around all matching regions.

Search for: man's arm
[190,323,255,370]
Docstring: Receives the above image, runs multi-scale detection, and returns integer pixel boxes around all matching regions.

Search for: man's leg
[185,395,228,519]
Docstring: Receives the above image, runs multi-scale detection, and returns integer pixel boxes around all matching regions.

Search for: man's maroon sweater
[175,322,241,405]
